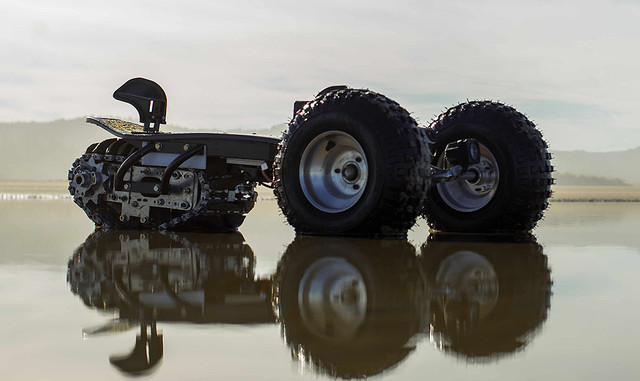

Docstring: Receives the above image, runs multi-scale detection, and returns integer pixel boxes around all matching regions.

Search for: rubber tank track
[68,142,256,231]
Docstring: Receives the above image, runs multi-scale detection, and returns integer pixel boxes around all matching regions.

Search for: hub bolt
[342,163,359,182]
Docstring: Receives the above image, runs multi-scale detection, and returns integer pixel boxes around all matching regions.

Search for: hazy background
[2,1,639,152]
[2,118,640,186]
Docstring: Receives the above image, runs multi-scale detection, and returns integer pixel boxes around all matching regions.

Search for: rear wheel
[69,138,253,232]
[275,88,430,237]
[424,101,553,233]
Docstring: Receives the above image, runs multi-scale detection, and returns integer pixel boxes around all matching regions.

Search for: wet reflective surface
[1,200,640,380]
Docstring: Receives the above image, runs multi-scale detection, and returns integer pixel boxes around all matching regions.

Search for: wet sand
[2,180,640,202]
[552,185,640,202]
[0,180,69,196]
[1,197,639,380]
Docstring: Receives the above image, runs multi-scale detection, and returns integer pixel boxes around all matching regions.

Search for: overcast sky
[2,0,639,151]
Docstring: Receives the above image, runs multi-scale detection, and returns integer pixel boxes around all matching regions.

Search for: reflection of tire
[424,101,553,233]
[274,237,425,378]
[421,234,552,361]
[275,88,430,237]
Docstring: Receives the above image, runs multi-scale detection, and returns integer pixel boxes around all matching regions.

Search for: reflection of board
[86,116,280,162]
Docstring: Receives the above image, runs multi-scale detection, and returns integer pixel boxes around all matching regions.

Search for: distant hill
[0,118,285,181]
[552,147,640,185]
[0,118,637,184]
[554,173,629,186]
[0,118,111,180]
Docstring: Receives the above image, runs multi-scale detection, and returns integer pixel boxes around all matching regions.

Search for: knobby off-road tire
[424,101,553,233]
[274,89,430,237]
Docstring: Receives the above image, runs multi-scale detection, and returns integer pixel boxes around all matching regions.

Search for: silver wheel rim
[298,257,367,340]
[299,131,368,213]
[436,142,499,212]
[435,250,499,320]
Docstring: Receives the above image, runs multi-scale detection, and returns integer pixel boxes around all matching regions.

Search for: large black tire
[274,88,430,237]
[424,101,553,233]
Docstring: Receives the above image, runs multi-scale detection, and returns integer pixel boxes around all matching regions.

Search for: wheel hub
[74,171,97,188]
[299,131,369,213]
[341,162,360,183]
[436,142,499,212]
[68,156,106,202]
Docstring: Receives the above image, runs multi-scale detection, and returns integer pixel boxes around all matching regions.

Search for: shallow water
[1,199,639,380]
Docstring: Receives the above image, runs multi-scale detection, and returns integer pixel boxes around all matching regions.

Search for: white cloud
[1,0,639,151]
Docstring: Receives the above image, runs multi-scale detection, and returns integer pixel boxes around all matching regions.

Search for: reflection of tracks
[67,232,552,378]
[67,230,271,375]
[68,230,269,324]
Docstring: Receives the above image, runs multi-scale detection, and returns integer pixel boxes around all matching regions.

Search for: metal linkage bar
[115,143,157,191]
[431,165,479,183]
[160,145,205,194]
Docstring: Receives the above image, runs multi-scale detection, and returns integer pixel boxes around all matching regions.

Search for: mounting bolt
[172,171,181,179]
[153,184,161,192]
[119,215,128,222]
[157,199,164,205]
[131,201,139,207]
[183,144,190,151]
[140,217,147,224]
[180,202,190,209]
[154,143,163,151]
[123,183,131,190]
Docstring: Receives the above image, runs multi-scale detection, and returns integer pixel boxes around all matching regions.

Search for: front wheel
[275,88,430,237]
[424,101,553,233]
